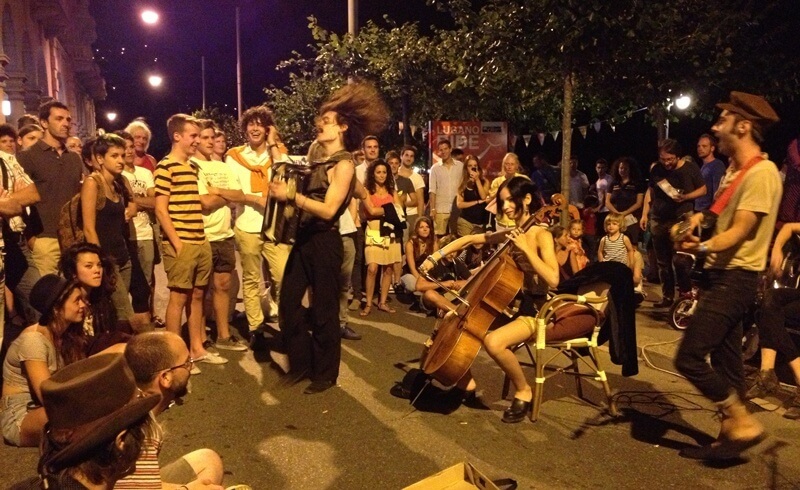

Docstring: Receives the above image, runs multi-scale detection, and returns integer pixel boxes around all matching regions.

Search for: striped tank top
[601,234,628,265]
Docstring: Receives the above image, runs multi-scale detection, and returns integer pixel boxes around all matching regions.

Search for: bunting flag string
[521,106,647,144]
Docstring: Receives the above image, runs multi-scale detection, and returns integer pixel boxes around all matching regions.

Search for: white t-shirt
[227,145,286,234]
[355,162,369,185]
[402,171,425,216]
[195,158,241,242]
[429,160,464,213]
[595,174,612,212]
[122,166,155,241]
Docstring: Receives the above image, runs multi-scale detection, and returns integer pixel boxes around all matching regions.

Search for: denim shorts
[1,392,33,446]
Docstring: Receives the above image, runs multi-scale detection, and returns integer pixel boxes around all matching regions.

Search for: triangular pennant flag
[550,130,560,140]
[578,126,588,138]
[537,133,545,145]
[522,134,532,146]
[398,121,404,134]
[593,122,601,133]
[509,134,517,148]
[410,125,418,136]
[610,124,616,132]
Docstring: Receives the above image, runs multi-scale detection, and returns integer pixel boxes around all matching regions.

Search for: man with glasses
[121,331,227,489]
[640,138,706,308]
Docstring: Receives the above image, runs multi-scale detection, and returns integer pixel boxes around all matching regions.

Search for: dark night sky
[88,0,453,154]
[89,1,798,165]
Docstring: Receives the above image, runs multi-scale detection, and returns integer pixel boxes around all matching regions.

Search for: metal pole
[236,6,243,117]
[347,0,357,84]
[348,0,357,35]
[201,56,206,110]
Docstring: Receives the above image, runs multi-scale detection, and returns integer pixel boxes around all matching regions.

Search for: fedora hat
[716,91,780,129]
[30,274,73,325]
[41,353,159,472]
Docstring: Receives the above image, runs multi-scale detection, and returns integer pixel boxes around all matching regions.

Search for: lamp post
[665,94,692,139]
[106,112,118,123]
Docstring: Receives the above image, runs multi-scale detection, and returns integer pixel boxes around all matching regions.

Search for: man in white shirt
[194,119,247,351]
[429,139,463,236]
[568,157,590,208]
[226,106,289,333]
[398,145,425,235]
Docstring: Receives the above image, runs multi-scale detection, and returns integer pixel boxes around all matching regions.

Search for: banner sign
[428,121,509,177]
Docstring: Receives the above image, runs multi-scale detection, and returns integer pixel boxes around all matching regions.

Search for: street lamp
[148,75,163,87]
[665,94,692,139]
[141,9,159,25]
[106,112,118,122]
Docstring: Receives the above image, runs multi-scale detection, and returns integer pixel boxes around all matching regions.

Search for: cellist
[419,177,559,423]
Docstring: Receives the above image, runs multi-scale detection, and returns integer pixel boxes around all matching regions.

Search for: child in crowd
[598,214,645,302]
[568,219,590,270]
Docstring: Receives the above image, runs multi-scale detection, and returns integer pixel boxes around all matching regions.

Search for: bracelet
[699,242,709,254]
[178,486,189,490]
[436,249,446,260]
[426,254,438,265]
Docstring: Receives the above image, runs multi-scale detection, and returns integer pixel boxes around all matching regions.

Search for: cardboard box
[403,462,501,490]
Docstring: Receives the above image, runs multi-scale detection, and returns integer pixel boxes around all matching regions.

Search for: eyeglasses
[163,357,195,374]
[659,156,678,165]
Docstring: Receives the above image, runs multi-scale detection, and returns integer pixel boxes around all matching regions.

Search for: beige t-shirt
[705,160,782,271]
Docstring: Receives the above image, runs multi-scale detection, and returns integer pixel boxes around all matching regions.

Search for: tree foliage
[192,106,245,147]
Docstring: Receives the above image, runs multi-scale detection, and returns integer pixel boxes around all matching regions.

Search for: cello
[420,215,539,387]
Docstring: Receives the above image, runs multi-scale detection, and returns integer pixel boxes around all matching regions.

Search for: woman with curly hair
[1,275,89,447]
[270,82,388,394]
[361,159,403,316]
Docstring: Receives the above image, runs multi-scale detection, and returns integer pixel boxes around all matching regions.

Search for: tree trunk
[652,105,667,143]
[402,92,411,145]
[560,72,574,226]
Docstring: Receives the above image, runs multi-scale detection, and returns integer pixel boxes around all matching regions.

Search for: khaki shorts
[210,238,236,274]
[433,213,450,236]
[162,241,212,290]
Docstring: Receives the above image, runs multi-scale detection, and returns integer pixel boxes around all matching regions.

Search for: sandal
[360,306,371,317]
[378,303,396,313]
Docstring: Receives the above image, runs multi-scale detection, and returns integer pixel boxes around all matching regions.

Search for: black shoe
[341,325,362,341]
[280,369,310,387]
[461,390,491,410]
[651,298,674,308]
[304,379,336,394]
[502,398,531,423]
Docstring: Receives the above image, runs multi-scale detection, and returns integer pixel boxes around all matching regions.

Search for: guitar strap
[709,156,763,216]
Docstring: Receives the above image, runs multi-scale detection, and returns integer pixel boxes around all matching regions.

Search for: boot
[744,369,779,400]
[784,387,800,420]
[680,392,766,460]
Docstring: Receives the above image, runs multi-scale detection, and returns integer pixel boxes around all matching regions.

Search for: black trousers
[280,229,343,383]
[650,218,691,298]
[758,287,800,362]
[676,269,759,401]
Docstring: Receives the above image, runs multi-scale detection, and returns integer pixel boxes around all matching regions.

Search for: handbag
[366,227,386,246]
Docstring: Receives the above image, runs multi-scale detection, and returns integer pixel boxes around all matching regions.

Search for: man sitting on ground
[120,331,227,489]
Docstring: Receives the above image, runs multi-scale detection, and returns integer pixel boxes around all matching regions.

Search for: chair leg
[569,351,584,399]
[589,345,618,417]
[531,346,545,422]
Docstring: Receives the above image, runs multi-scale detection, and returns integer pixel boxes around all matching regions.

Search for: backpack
[57,173,107,252]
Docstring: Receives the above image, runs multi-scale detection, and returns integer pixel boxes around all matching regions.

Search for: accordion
[261,158,321,245]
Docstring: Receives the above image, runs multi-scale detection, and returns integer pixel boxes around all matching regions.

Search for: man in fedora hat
[11,353,160,489]
[674,91,782,460]
[120,331,227,489]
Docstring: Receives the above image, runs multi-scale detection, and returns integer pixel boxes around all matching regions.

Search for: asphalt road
[2,273,800,489]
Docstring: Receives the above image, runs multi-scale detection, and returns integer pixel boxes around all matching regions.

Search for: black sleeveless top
[299,150,355,233]
[460,185,488,225]
[96,194,129,265]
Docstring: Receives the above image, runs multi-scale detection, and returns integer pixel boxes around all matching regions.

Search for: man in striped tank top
[154,114,226,367]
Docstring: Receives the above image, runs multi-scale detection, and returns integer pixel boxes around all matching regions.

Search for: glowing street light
[106,112,118,122]
[675,95,692,110]
[141,10,159,25]
[148,75,163,87]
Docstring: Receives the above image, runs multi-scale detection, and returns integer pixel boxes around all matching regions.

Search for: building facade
[0,0,105,136]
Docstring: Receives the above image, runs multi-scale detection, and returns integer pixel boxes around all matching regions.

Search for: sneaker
[190,364,202,375]
[744,369,779,400]
[784,388,800,420]
[202,339,219,355]
[341,324,362,341]
[196,353,229,365]
[651,298,674,308]
[216,335,248,351]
